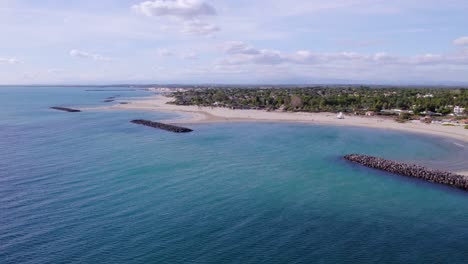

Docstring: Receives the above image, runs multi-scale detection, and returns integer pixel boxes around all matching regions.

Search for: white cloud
[69,49,112,61]
[157,48,174,56]
[250,50,284,64]
[221,50,285,65]
[181,52,198,60]
[132,0,216,20]
[181,20,219,36]
[220,41,285,64]
[223,41,260,55]
[410,54,445,64]
[220,41,468,67]
[47,68,65,74]
[154,66,167,71]
[454,36,468,46]
[373,52,398,62]
[132,1,219,36]
[0,57,20,64]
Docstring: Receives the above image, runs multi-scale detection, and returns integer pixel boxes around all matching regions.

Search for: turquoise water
[1,87,468,264]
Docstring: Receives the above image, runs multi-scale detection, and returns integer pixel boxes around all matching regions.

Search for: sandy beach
[89,94,468,145]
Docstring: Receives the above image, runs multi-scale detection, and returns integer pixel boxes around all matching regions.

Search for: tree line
[169,86,468,115]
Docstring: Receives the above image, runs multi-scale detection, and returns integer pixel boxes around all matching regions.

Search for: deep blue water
[1,86,467,264]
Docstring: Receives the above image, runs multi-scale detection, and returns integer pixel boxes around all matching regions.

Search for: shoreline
[83,93,468,176]
[87,94,468,144]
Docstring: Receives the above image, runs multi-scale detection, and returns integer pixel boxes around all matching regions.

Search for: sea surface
[1,86,467,264]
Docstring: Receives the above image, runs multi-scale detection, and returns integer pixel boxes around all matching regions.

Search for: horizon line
[1,83,468,88]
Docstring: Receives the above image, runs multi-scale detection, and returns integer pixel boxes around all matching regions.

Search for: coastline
[84,94,468,177]
[88,94,468,145]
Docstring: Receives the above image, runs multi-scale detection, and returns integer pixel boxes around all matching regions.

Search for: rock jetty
[103,96,118,102]
[50,107,81,112]
[131,119,193,133]
[344,154,468,191]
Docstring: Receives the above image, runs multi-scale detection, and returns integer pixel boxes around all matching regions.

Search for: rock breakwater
[50,107,81,112]
[344,154,468,191]
[131,119,193,133]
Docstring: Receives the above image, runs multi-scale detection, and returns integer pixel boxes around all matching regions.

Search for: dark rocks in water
[119,102,129,104]
[131,119,193,133]
[344,154,468,191]
[104,95,121,102]
[50,107,81,112]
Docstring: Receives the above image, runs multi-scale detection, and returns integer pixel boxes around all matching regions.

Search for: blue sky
[1,0,468,84]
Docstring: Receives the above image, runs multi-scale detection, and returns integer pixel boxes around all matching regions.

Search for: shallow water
[1,87,467,264]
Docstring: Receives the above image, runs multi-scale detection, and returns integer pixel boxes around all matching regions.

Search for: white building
[454,106,465,115]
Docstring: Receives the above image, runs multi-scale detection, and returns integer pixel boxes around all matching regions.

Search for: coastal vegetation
[169,86,468,118]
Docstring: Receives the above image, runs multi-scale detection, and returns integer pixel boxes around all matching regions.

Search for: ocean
[1,86,467,264]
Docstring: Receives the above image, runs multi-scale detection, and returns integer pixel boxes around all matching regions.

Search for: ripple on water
[1,88,468,263]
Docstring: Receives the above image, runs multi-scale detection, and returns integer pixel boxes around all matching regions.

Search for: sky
[0,0,468,85]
